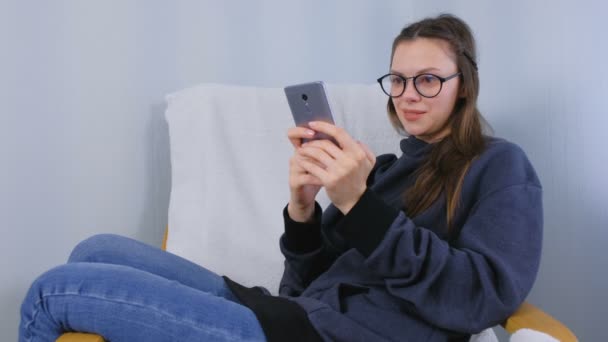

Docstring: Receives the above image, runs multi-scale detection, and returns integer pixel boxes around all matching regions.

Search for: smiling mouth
[401,110,425,120]
[402,109,425,114]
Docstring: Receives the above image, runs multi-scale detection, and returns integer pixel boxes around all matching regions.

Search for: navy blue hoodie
[225,135,543,342]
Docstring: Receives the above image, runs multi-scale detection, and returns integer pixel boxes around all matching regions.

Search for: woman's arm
[278,151,397,297]
[278,202,337,296]
[337,182,543,333]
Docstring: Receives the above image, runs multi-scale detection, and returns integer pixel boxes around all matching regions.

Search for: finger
[299,145,336,169]
[294,173,323,186]
[298,158,329,182]
[302,139,344,160]
[287,126,316,148]
[308,121,358,150]
[290,157,322,184]
[357,141,376,165]
[295,150,327,170]
[305,136,368,170]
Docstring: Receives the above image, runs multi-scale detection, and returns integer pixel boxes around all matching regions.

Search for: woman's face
[390,38,461,143]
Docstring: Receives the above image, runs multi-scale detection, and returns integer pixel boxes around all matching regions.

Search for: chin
[401,124,427,137]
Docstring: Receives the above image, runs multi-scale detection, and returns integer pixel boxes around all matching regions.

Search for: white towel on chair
[510,329,559,342]
[164,83,399,293]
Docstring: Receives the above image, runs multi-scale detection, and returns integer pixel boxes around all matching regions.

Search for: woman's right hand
[287,127,323,222]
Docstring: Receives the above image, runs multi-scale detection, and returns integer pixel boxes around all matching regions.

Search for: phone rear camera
[301,94,308,101]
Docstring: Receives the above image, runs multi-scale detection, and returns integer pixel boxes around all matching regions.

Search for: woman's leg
[20,262,266,342]
[68,234,237,301]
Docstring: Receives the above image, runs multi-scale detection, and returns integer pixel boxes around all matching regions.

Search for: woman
[20,14,542,342]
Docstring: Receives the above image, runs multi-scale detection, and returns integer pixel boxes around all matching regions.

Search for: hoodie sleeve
[278,202,337,297]
[278,153,399,297]
[335,147,543,333]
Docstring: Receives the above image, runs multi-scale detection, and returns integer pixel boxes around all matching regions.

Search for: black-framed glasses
[377,72,462,98]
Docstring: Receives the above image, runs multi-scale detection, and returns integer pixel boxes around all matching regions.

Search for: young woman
[20,14,542,342]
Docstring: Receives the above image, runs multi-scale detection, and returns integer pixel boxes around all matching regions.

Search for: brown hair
[387,14,488,230]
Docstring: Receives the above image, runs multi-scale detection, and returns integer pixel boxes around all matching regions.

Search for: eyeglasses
[377,72,462,98]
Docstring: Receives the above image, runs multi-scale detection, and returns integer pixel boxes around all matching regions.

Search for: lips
[401,109,426,121]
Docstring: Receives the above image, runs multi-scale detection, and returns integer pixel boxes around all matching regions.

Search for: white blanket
[164,83,399,292]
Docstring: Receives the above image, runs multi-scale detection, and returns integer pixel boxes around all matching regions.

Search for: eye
[418,74,438,84]
[389,75,404,85]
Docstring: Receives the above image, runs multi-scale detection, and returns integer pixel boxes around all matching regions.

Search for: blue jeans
[19,234,267,342]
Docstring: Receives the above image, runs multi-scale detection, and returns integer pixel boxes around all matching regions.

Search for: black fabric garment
[224,277,323,342]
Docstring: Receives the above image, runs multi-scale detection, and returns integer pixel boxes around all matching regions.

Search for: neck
[416,127,451,144]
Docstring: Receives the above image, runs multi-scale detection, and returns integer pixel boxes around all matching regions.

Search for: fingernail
[309,121,318,127]
[306,129,315,136]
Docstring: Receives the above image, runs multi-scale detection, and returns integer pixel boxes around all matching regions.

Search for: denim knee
[20,265,73,340]
[22,264,67,310]
[68,233,127,263]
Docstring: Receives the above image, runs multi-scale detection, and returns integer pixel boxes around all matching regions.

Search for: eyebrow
[390,67,442,76]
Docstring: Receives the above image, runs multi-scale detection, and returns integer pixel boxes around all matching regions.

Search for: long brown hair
[387,14,488,230]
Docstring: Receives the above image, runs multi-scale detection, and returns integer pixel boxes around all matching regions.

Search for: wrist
[287,202,315,223]
[336,202,356,215]
[336,187,367,215]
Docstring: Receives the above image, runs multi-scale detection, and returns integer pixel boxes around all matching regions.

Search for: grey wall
[0,2,173,339]
[1,0,605,341]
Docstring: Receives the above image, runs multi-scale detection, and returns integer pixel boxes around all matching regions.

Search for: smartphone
[284,81,337,144]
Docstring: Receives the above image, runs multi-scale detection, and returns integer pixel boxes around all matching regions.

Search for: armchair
[57,83,577,342]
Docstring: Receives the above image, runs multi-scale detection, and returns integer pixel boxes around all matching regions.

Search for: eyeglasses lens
[380,74,442,98]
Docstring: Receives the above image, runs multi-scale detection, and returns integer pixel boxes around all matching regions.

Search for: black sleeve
[282,202,323,254]
[335,188,400,257]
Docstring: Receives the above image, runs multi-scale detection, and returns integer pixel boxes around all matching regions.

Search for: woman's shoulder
[470,136,542,189]
[481,136,531,165]
[483,136,525,155]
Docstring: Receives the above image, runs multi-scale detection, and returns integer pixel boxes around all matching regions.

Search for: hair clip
[462,51,478,71]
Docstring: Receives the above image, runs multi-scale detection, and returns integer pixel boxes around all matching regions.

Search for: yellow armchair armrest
[502,301,577,341]
[56,332,104,342]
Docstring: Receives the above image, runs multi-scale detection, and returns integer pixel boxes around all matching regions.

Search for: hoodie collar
[400,135,432,157]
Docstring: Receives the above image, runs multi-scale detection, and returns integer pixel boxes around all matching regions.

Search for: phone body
[284,81,337,144]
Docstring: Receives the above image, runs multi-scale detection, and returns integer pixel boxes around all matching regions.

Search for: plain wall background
[1,1,605,340]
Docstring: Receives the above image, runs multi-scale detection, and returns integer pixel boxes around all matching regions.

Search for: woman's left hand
[297,121,376,214]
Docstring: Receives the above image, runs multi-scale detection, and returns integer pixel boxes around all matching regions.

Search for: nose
[398,80,421,103]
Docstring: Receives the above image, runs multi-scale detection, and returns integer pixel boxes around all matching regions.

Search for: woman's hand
[297,121,376,215]
[287,126,323,222]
